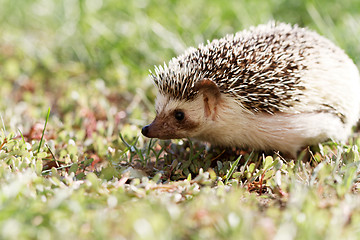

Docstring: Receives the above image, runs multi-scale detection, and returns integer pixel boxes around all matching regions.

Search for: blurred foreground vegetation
[0,0,360,239]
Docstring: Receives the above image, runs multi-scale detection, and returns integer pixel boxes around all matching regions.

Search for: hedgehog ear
[193,79,221,118]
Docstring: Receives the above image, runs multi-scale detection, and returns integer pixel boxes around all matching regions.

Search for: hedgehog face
[142,79,222,140]
[142,94,204,139]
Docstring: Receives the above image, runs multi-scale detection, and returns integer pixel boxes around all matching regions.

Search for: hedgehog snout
[141,125,150,137]
[141,119,165,138]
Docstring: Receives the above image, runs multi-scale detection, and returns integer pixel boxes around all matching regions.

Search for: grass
[0,0,360,239]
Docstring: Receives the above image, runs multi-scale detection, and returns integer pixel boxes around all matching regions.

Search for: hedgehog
[141,22,360,157]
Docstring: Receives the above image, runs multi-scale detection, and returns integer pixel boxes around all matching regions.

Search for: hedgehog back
[151,22,359,119]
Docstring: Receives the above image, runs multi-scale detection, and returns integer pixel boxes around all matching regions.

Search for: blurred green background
[1,0,360,134]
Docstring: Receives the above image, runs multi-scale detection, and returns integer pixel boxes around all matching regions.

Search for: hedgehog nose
[142,125,150,137]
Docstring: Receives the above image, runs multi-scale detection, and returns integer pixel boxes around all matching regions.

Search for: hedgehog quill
[142,22,360,157]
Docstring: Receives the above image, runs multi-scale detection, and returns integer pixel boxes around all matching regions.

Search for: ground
[0,0,360,239]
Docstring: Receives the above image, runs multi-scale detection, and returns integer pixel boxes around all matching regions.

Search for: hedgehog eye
[174,110,185,121]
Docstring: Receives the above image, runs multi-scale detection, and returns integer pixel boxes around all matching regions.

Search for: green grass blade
[225,155,242,184]
[0,113,6,134]
[37,107,51,154]
[18,128,26,144]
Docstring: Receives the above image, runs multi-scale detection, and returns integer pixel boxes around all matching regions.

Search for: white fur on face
[155,93,208,137]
